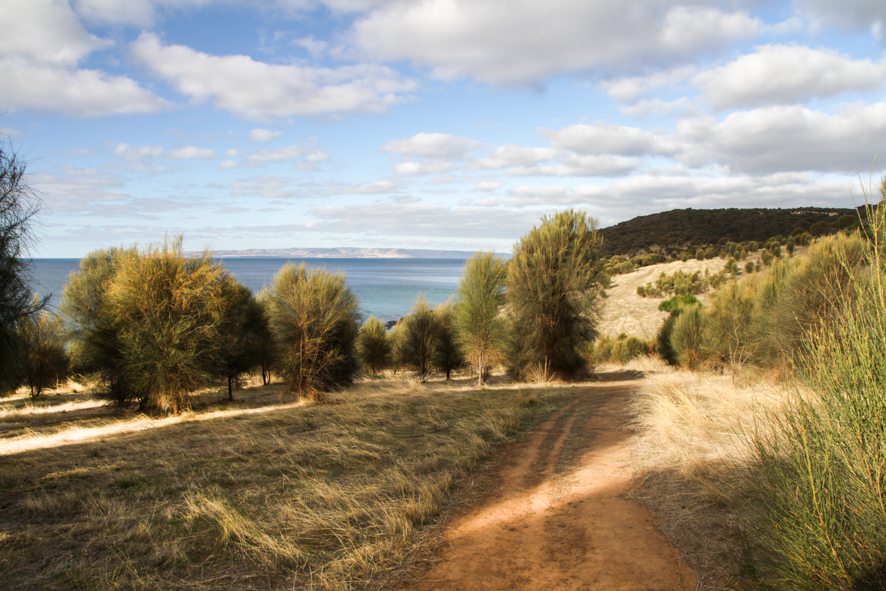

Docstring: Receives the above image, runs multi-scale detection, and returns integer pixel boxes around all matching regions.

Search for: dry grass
[600,258,727,339]
[0,373,567,590]
[629,369,796,590]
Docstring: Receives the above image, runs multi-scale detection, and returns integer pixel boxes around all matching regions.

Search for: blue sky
[2,0,885,257]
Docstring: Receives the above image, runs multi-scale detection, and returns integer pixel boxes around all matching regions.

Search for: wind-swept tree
[357,315,391,375]
[0,145,44,392]
[217,276,268,400]
[17,301,68,397]
[398,295,437,381]
[507,210,606,381]
[453,253,507,385]
[266,263,360,399]
[433,301,463,380]
[62,247,138,403]
[108,240,227,414]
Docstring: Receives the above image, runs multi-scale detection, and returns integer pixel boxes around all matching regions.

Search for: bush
[701,281,756,372]
[590,334,650,364]
[266,263,359,400]
[357,315,391,375]
[216,276,269,400]
[507,210,605,380]
[16,302,68,396]
[745,196,885,590]
[670,303,703,369]
[432,301,463,380]
[453,253,507,385]
[397,296,437,381]
[108,241,228,413]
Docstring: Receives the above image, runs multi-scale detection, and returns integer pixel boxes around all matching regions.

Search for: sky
[2,0,885,257]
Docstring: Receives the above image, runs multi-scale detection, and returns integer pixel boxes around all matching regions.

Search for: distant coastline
[187,247,488,259]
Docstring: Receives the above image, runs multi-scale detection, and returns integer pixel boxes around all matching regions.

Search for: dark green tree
[398,295,437,381]
[0,145,44,393]
[266,263,360,399]
[357,315,391,375]
[507,210,606,380]
[217,277,268,400]
[432,301,463,380]
[453,253,507,385]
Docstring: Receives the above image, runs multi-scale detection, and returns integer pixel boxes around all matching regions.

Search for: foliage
[357,315,391,375]
[670,303,704,369]
[266,263,360,400]
[701,281,757,372]
[658,294,700,312]
[397,296,437,381]
[590,334,650,364]
[0,144,44,392]
[217,276,269,400]
[507,210,605,381]
[108,241,228,413]
[432,301,463,380]
[62,247,139,403]
[453,252,507,385]
[16,301,68,397]
[254,289,277,385]
[744,192,886,591]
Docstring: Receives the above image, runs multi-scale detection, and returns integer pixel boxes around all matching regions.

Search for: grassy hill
[600,207,861,256]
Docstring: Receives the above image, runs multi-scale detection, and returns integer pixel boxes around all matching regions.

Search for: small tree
[217,277,268,401]
[357,315,391,375]
[266,263,359,399]
[433,301,463,380]
[398,295,437,381]
[109,241,227,414]
[254,288,277,385]
[671,303,704,369]
[453,253,507,385]
[62,247,138,403]
[507,210,606,380]
[17,301,68,397]
[0,144,45,392]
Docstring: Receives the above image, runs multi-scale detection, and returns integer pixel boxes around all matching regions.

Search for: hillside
[600,207,860,256]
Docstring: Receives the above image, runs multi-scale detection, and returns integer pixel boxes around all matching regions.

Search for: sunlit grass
[0,372,566,590]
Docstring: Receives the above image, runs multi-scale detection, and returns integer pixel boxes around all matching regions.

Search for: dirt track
[404,376,697,591]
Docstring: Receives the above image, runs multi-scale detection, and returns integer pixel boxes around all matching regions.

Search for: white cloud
[394,161,454,176]
[248,145,315,163]
[114,142,215,160]
[693,45,886,109]
[478,145,557,169]
[677,102,886,173]
[602,66,695,102]
[382,132,480,160]
[219,159,238,170]
[352,1,760,85]
[797,0,886,38]
[544,124,663,156]
[131,33,415,120]
[514,154,639,177]
[2,0,107,66]
[619,98,697,118]
[476,181,500,192]
[249,128,283,142]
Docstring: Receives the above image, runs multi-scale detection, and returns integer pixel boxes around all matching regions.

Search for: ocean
[27,258,467,322]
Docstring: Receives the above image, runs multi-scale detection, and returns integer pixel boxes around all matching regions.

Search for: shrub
[16,301,68,396]
[658,294,700,313]
[266,263,360,400]
[217,276,269,400]
[590,334,650,364]
[397,296,437,381]
[453,253,507,385]
[357,315,391,375]
[702,281,756,372]
[432,301,463,380]
[670,303,703,369]
[744,195,885,590]
[507,210,605,380]
[108,241,227,413]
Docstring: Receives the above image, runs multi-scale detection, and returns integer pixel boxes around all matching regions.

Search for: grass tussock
[0,375,565,591]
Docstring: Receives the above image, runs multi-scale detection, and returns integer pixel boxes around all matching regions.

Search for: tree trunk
[227,375,234,401]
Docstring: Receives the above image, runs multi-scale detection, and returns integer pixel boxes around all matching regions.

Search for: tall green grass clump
[745,192,885,590]
[266,263,359,400]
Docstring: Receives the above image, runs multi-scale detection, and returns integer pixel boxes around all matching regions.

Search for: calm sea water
[27,258,467,322]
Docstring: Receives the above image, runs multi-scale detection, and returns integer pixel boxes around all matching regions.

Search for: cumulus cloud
[693,45,886,109]
[0,0,165,116]
[352,1,760,85]
[602,66,695,102]
[797,0,886,38]
[677,102,886,173]
[249,128,284,142]
[131,33,415,120]
[382,132,480,160]
[113,143,215,160]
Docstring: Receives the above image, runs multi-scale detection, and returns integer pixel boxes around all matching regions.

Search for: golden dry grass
[628,369,797,590]
[599,258,727,339]
[0,373,568,591]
